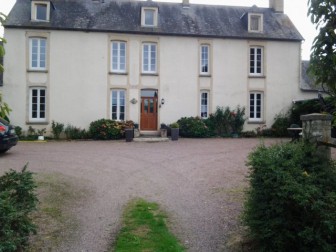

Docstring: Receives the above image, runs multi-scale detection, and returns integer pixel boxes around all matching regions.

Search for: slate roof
[5,0,303,41]
[300,60,322,92]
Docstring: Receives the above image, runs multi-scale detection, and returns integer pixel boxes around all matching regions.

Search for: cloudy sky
[0,0,317,59]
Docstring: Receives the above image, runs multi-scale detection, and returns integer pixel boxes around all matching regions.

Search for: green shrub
[230,106,246,134]
[177,117,209,138]
[51,121,64,139]
[0,164,38,251]
[271,113,290,137]
[14,126,22,139]
[89,119,126,140]
[64,124,87,140]
[244,142,336,251]
[208,106,231,136]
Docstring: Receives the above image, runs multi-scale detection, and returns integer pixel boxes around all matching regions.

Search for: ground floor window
[200,91,209,119]
[29,87,46,121]
[111,90,126,121]
[249,92,263,121]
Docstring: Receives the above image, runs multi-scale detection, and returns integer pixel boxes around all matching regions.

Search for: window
[200,45,210,74]
[200,91,209,119]
[30,38,47,70]
[142,43,157,73]
[31,1,50,21]
[111,41,126,73]
[249,92,263,121]
[248,14,263,32]
[250,47,263,75]
[111,90,126,121]
[141,8,158,27]
[29,88,46,121]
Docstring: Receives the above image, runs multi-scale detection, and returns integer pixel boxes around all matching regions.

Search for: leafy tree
[308,0,336,96]
[0,12,10,121]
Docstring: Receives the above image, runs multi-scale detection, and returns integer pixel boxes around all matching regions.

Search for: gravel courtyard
[0,138,303,251]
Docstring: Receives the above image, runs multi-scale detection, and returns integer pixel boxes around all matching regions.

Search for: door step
[133,137,169,142]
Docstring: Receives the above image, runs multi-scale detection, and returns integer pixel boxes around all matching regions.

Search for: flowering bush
[89,119,134,140]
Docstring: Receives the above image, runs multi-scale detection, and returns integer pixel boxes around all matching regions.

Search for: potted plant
[160,123,167,138]
[170,122,179,141]
[37,128,46,141]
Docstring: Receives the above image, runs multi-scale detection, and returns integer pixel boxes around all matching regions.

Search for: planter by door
[125,128,134,142]
[160,129,167,138]
[171,128,179,141]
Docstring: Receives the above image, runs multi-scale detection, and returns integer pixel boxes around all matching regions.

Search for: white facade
[0,0,317,133]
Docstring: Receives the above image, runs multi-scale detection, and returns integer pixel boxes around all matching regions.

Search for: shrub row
[0,165,38,251]
[244,142,336,251]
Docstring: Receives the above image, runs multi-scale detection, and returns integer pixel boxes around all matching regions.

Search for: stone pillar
[300,113,332,160]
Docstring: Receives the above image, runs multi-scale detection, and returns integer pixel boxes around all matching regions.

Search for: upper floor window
[31,1,50,22]
[141,8,158,27]
[200,45,210,75]
[142,43,157,74]
[29,38,47,70]
[111,90,126,121]
[29,87,46,122]
[249,92,263,121]
[249,46,263,76]
[111,41,126,73]
[248,13,263,33]
[200,91,209,119]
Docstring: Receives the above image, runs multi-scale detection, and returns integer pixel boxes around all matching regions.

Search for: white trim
[200,91,209,119]
[111,89,126,121]
[200,44,210,75]
[29,37,47,70]
[29,87,47,122]
[141,7,158,27]
[111,41,127,73]
[142,43,157,74]
[31,1,50,22]
[249,92,263,122]
[248,13,263,33]
[249,46,263,76]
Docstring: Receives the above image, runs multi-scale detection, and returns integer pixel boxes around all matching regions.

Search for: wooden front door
[141,97,158,130]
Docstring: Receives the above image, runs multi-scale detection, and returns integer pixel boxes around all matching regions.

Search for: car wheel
[0,149,9,153]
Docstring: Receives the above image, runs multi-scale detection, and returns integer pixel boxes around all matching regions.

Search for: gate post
[300,113,332,160]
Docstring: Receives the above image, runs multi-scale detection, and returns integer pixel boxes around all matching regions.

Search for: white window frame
[31,1,50,22]
[142,43,157,74]
[111,90,126,121]
[141,7,158,27]
[248,13,263,33]
[200,91,209,119]
[249,46,263,76]
[29,37,47,70]
[111,41,127,73]
[200,45,210,75]
[249,92,263,122]
[29,87,46,122]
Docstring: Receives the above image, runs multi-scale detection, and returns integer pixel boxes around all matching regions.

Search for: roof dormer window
[248,13,263,33]
[31,1,50,22]
[141,7,158,27]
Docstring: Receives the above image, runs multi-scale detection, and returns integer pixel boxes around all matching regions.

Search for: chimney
[182,0,190,8]
[269,0,284,13]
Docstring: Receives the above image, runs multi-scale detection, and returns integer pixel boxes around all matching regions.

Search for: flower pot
[125,128,134,142]
[171,128,179,141]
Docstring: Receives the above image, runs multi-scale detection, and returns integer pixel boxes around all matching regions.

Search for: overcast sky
[0,0,317,59]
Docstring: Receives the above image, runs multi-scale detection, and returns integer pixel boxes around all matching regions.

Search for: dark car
[0,118,18,153]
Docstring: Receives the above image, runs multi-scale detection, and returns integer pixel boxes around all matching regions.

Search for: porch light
[130,98,137,104]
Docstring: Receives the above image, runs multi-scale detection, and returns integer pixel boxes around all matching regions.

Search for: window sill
[247,120,265,124]
[27,69,48,73]
[248,75,265,79]
[31,19,50,22]
[141,73,159,76]
[26,121,49,125]
[109,72,128,76]
[199,74,211,78]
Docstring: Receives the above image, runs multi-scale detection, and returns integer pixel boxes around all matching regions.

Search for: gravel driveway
[0,138,298,251]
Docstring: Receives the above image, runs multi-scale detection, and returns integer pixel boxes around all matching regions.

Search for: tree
[308,0,336,96]
[0,12,10,121]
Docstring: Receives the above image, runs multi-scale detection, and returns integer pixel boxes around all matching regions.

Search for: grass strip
[114,198,185,252]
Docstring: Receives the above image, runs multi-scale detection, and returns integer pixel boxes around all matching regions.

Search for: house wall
[1,28,317,133]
